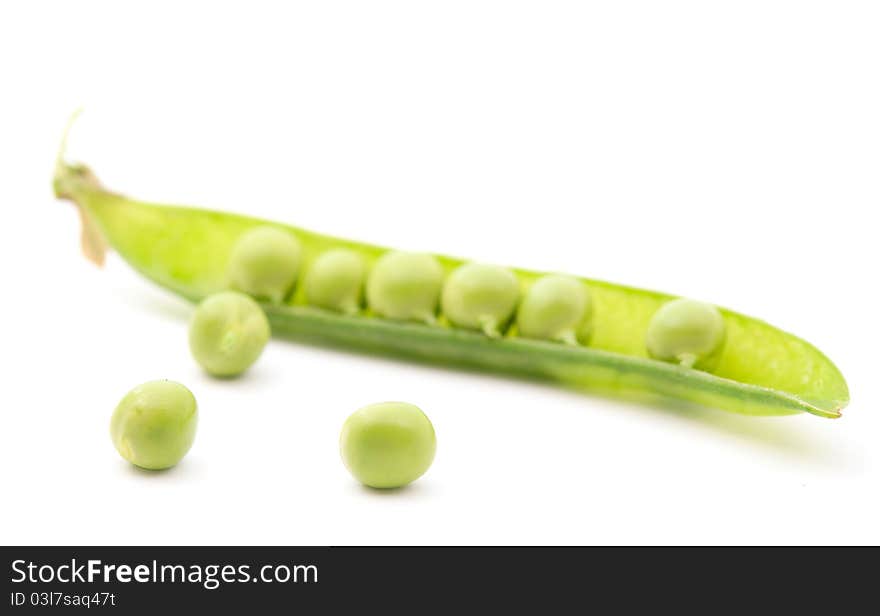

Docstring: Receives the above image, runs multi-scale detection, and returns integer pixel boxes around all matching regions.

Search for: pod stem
[52,111,109,266]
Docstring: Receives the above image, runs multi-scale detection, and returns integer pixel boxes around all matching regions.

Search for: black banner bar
[0,546,867,612]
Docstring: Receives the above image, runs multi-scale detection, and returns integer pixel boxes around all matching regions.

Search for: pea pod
[53,147,849,419]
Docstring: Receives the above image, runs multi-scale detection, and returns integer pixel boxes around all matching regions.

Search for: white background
[1,1,877,545]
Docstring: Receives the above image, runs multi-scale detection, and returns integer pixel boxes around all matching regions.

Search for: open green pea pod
[54,130,849,419]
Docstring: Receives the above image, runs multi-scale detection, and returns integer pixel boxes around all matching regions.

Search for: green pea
[517,274,593,345]
[304,249,366,315]
[227,226,302,303]
[366,251,444,324]
[110,380,198,470]
[189,291,270,377]
[441,263,519,337]
[339,402,436,489]
[646,298,726,370]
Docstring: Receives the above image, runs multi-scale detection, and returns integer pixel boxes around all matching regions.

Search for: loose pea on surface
[517,274,593,345]
[304,248,366,315]
[189,291,271,377]
[646,298,726,370]
[227,226,302,303]
[441,263,519,337]
[110,380,198,470]
[366,251,444,324]
[339,402,436,489]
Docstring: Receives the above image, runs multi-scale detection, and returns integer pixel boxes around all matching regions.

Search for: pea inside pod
[517,274,593,345]
[304,248,366,315]
[646,298,726,370]
[228,225,302,304]
[441,263,519,337]
[366,251,444,324]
